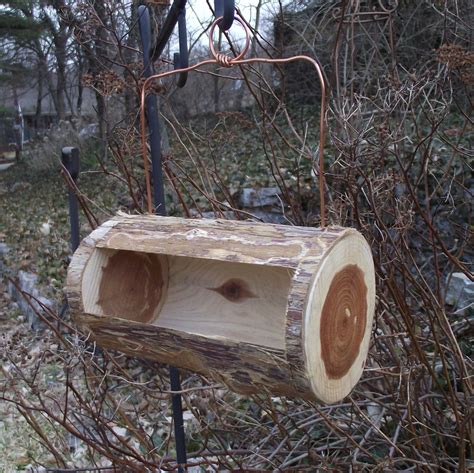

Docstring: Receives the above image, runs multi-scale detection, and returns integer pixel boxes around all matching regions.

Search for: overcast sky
[183,0,279,49]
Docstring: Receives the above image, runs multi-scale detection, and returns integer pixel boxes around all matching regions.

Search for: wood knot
[209,278,257,303]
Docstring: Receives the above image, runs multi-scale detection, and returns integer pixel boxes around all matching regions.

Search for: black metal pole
[174,8,189,88]
[138,6,187,472]
[61,147,80,252]
[138,5,166,215]
[214,0,235,31]
[169,365,187,472]
[150,0,187,63]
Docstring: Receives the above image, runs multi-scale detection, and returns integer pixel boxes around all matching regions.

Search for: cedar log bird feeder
[66,216,375,403]
[65,16,376,404]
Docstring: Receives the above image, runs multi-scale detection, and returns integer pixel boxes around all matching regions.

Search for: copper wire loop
[209,16,250,64]
[140,15,327,227]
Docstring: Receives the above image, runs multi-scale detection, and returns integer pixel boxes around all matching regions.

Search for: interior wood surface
[83,249,169,324]
[83,249,293,349]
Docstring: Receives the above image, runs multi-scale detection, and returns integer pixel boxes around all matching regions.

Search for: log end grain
[304,230,376,403]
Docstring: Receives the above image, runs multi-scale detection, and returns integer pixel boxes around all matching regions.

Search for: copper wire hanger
[140,14,327,227]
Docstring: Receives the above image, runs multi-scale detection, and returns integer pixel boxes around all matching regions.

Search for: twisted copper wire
[215,54,232,67]
[140,15,327,227]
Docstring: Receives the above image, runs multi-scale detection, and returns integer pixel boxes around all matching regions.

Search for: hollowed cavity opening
[82,248,293,349]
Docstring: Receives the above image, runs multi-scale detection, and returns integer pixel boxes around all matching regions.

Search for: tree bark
[76,45,84,116]
[40,2,71,121]
[34,55,44,130]
[54,33,68,120]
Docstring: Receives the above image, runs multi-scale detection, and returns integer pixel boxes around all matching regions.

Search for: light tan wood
[156,256,293,349]
[66,214,376,403]
[85,250,293,349]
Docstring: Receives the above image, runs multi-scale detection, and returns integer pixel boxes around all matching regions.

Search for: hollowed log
[66,215,375,403]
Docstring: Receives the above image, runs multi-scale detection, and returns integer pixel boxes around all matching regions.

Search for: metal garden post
[61,147,80,253]
[138,6,166,216]
[138,6,187,471]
